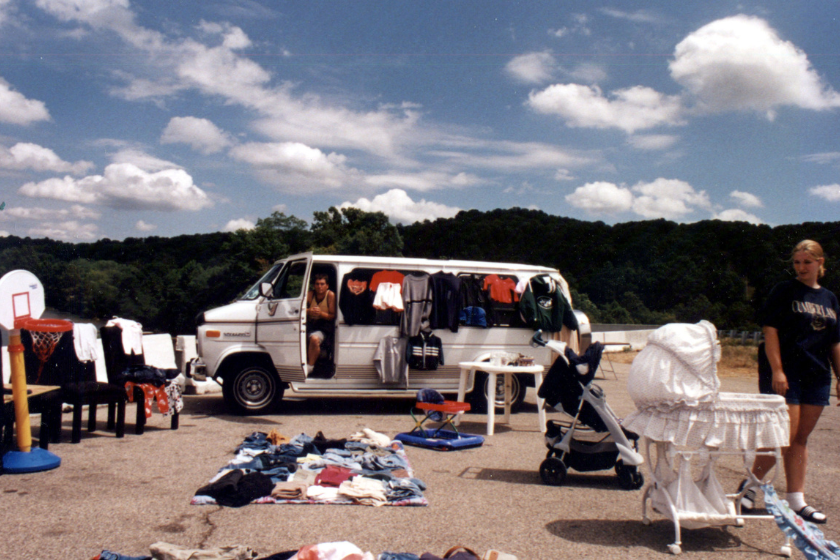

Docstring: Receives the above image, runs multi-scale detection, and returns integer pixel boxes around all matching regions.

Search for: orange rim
[19,318,73,333]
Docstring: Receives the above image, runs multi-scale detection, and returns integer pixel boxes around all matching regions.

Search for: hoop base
[3,447,61,474]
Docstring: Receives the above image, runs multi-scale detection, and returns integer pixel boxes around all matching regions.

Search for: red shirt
[483,274,518,303]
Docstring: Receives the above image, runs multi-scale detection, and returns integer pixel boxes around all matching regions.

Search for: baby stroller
[532,331,644,489]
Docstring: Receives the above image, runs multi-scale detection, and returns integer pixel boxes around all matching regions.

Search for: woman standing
[741,240,840,523]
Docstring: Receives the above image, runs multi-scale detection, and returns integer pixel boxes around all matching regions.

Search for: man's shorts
[309,330,325,343]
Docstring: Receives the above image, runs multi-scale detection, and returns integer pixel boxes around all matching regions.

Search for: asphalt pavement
[1,363,838,560]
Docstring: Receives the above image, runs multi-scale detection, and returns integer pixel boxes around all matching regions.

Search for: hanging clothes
[406,332,444,370]
[483,274,519,304]
[374,336,408,385]
[371,270,405,313]
[401,273,433,337]
[483,274,520,326]
[429,272,462,333]
[459,274,493,327]
[339,270,375,325]
[519,275,578,333]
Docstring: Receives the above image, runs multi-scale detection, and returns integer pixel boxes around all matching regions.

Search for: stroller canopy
[623,321,789,450]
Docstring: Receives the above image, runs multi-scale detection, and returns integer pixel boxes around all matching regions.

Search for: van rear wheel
[223,364,284,415]
[469,371,527,413]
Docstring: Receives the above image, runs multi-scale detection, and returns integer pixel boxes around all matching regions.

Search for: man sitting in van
[306,273,336,371]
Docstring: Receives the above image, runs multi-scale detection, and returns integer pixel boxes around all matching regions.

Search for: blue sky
[1,1,840,241]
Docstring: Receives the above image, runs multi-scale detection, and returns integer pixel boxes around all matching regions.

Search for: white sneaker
[738,479,756,511]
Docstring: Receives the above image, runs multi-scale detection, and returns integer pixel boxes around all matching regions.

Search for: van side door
[255,256,311,375]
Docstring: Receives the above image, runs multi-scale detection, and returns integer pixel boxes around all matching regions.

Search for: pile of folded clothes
[191,429,427,507]
[93,541,518,560]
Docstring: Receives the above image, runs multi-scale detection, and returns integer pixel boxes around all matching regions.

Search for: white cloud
[809,184,840,202]
[110,148,181,172]
[670,15,840,117]
[0,230,8,237]
[0,0,13,26]
[223,218,255,232]
[527,84,684,133]
[3,204,101,221]
[230,142,354,192]
[505,52,556,84]
[631,178,710,219]
[566,63,608,84]
[364,171,480,192]
[35,0,131,22]
[714,209,763,224]
[802,152,840,165]
[599,8,666,24]
[627,134,679,151]
[0,143,94,174]
[27,220,98,241]
[440,139,596,171]
[161,116,233,154]
[730,190,763,208]
[135,220,156,231]
[0,78,51,126]
[565,182,634,214]
[340,189,460,224]
[271,204,287,213]
[551,14,591,38]
[554,168,575,181]
[19,163,213,211]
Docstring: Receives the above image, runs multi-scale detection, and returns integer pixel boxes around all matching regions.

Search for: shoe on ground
[738,479,756,511]
[797,505,827,524]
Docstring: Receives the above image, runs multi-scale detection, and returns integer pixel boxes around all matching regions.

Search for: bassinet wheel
[540,457,567,486]
[615,461,645,490]
[668,544,682,555]
[780,545,792,557]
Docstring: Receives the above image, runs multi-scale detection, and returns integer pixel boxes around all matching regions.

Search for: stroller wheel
[615,461,645,490]
[540,457,567,486]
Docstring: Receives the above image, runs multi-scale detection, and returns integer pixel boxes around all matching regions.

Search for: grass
[604,340,758,378]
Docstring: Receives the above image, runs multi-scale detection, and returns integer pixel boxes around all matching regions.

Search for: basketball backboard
[0,270,45,330]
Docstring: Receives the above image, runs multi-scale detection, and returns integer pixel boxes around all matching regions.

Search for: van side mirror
[260,282,273,298]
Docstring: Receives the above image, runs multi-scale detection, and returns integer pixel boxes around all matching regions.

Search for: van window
[241,262,284,300]
[459,273,523,328]
[272,260,307,299]
[339,268,406,326]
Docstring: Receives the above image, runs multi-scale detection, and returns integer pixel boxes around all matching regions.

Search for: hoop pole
[8,329,32,453]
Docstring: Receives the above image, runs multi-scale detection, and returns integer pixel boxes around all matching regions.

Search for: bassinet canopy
[623,321,789,450]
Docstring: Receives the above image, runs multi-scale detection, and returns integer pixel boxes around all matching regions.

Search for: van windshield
[241,263,283,300]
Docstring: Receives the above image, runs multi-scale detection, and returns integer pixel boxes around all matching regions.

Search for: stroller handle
[532,329,568,357]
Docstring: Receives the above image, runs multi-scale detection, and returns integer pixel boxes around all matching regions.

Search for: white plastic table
[457,361,546,435]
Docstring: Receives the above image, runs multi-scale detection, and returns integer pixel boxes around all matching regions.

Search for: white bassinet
[623,321,792,555]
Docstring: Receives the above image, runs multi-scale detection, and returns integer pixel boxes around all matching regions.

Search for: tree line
[1,206,838,334]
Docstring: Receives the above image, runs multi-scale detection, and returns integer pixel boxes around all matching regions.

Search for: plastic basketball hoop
[19,318,73,384]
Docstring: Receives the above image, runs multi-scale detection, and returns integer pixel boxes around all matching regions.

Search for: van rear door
[256,255,311,375]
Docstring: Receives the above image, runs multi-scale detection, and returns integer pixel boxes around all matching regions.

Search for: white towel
[73,323,99,362]
[105,317,144,355]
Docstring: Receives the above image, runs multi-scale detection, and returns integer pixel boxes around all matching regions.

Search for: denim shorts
[759,367,831,406]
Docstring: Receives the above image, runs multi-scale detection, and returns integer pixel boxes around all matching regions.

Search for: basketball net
[19,318,74,385]
[30,330,65,384]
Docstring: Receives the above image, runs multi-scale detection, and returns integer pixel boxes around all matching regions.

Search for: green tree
[311,207,403,256]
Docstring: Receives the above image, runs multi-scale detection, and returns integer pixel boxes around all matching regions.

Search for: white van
[195,253,587,415]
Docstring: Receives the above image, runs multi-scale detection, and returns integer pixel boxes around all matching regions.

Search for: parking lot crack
[198,506,223,547]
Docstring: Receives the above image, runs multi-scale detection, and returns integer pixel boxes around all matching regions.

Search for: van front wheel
[223,364,284,415]
[469,371,527,413]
